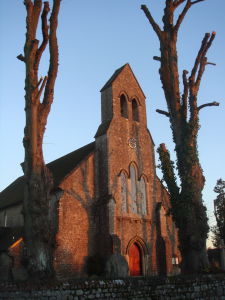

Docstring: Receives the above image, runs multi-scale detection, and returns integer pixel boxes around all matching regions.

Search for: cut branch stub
[191,0,206,4]
[198,101,220,111]
[17,54,26,62]
[156,109,170,117]
[153,56,161,62]
[206,62,216,66]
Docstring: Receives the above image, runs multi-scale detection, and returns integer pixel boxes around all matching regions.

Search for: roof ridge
[100,63,128,92]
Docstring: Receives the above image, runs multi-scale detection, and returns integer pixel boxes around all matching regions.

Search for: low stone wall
[0,275,225,299]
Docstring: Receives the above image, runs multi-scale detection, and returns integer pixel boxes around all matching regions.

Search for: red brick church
[0,64,180,279]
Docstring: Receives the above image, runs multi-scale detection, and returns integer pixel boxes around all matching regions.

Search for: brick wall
[54,153,96,279]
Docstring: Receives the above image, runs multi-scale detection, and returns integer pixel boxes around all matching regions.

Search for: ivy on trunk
[141,0,219,273]
[17,0,61,278]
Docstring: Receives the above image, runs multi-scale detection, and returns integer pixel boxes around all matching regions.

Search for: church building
[0,64,180,279]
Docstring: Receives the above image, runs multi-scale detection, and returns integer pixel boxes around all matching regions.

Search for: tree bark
[18,0,61,278]
[142,1,219,273]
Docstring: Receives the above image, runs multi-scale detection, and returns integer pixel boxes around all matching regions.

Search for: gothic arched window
[120,94,128,119]
[130,164,137,213]
[120,172,128,213]
[138,177,147,215]
[132,99,139,122]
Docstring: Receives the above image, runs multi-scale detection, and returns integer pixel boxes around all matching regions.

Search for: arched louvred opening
[120,94,128,119]
[120,171,128,213]
[132,99,139,122]
[130,164,137,214]
[128,242,142,276]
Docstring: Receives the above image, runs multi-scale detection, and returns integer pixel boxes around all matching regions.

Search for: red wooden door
[129,243,142,276]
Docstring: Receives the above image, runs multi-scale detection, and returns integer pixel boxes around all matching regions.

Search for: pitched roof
[48,141,95,187]
[0,142,95,209]
[100,63,146,98]
[100,64,127,92]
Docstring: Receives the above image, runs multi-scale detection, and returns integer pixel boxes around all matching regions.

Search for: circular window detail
[128,138,137,149]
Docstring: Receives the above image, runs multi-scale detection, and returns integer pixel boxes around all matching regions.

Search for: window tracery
[130,164,138,214]
[120,172,128,213]
[120,165,147,216]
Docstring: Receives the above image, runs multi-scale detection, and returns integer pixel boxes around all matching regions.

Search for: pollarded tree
[17,0,61,278]
[213,178,225,245]
[141,0,219,273]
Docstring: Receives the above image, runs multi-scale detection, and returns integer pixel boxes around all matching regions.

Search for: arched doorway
[128,242,142,276]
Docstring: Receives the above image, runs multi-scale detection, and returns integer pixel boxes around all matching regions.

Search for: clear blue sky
[0,1,224,242]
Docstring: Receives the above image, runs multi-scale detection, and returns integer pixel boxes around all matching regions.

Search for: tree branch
[195,56,207,90]
[181,70,189,120]
[157,143,179,204]
[163,0,175,30]
[173,0,186,8]
[31,0,42,39]
[156,109,170,117]
[194,32,216,89]
[174,0,192,32]
[191,0,206,4]
[37,77,43,88]
[34,1,50,73]
[24,0,34,42]
[37,76,48,100]
[141,5,162,40]
[190,33,211,82]
[41,0,60,111]
[198,101,219,111]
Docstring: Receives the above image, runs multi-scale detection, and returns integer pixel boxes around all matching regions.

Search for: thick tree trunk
[18,0,61,278]
[175,130,209,272]
[142,1,218,273]
[158,141,209,273]
[22,147,54,276]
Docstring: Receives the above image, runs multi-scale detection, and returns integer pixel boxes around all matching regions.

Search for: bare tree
[17,0,61,278]
[141,0,219,273]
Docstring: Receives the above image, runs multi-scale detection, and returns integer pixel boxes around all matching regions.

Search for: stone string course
[0,275,224,300]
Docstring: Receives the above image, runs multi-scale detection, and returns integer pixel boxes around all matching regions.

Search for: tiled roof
[0,142,95,210]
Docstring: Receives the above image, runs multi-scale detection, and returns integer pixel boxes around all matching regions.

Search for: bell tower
[94,62,156,210]
[93,64,179,278]
[99,63,147,127]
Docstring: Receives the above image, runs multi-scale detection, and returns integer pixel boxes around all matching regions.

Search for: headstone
[105,253,128,278]
[0,251,13,281]
[12,267,28,281]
